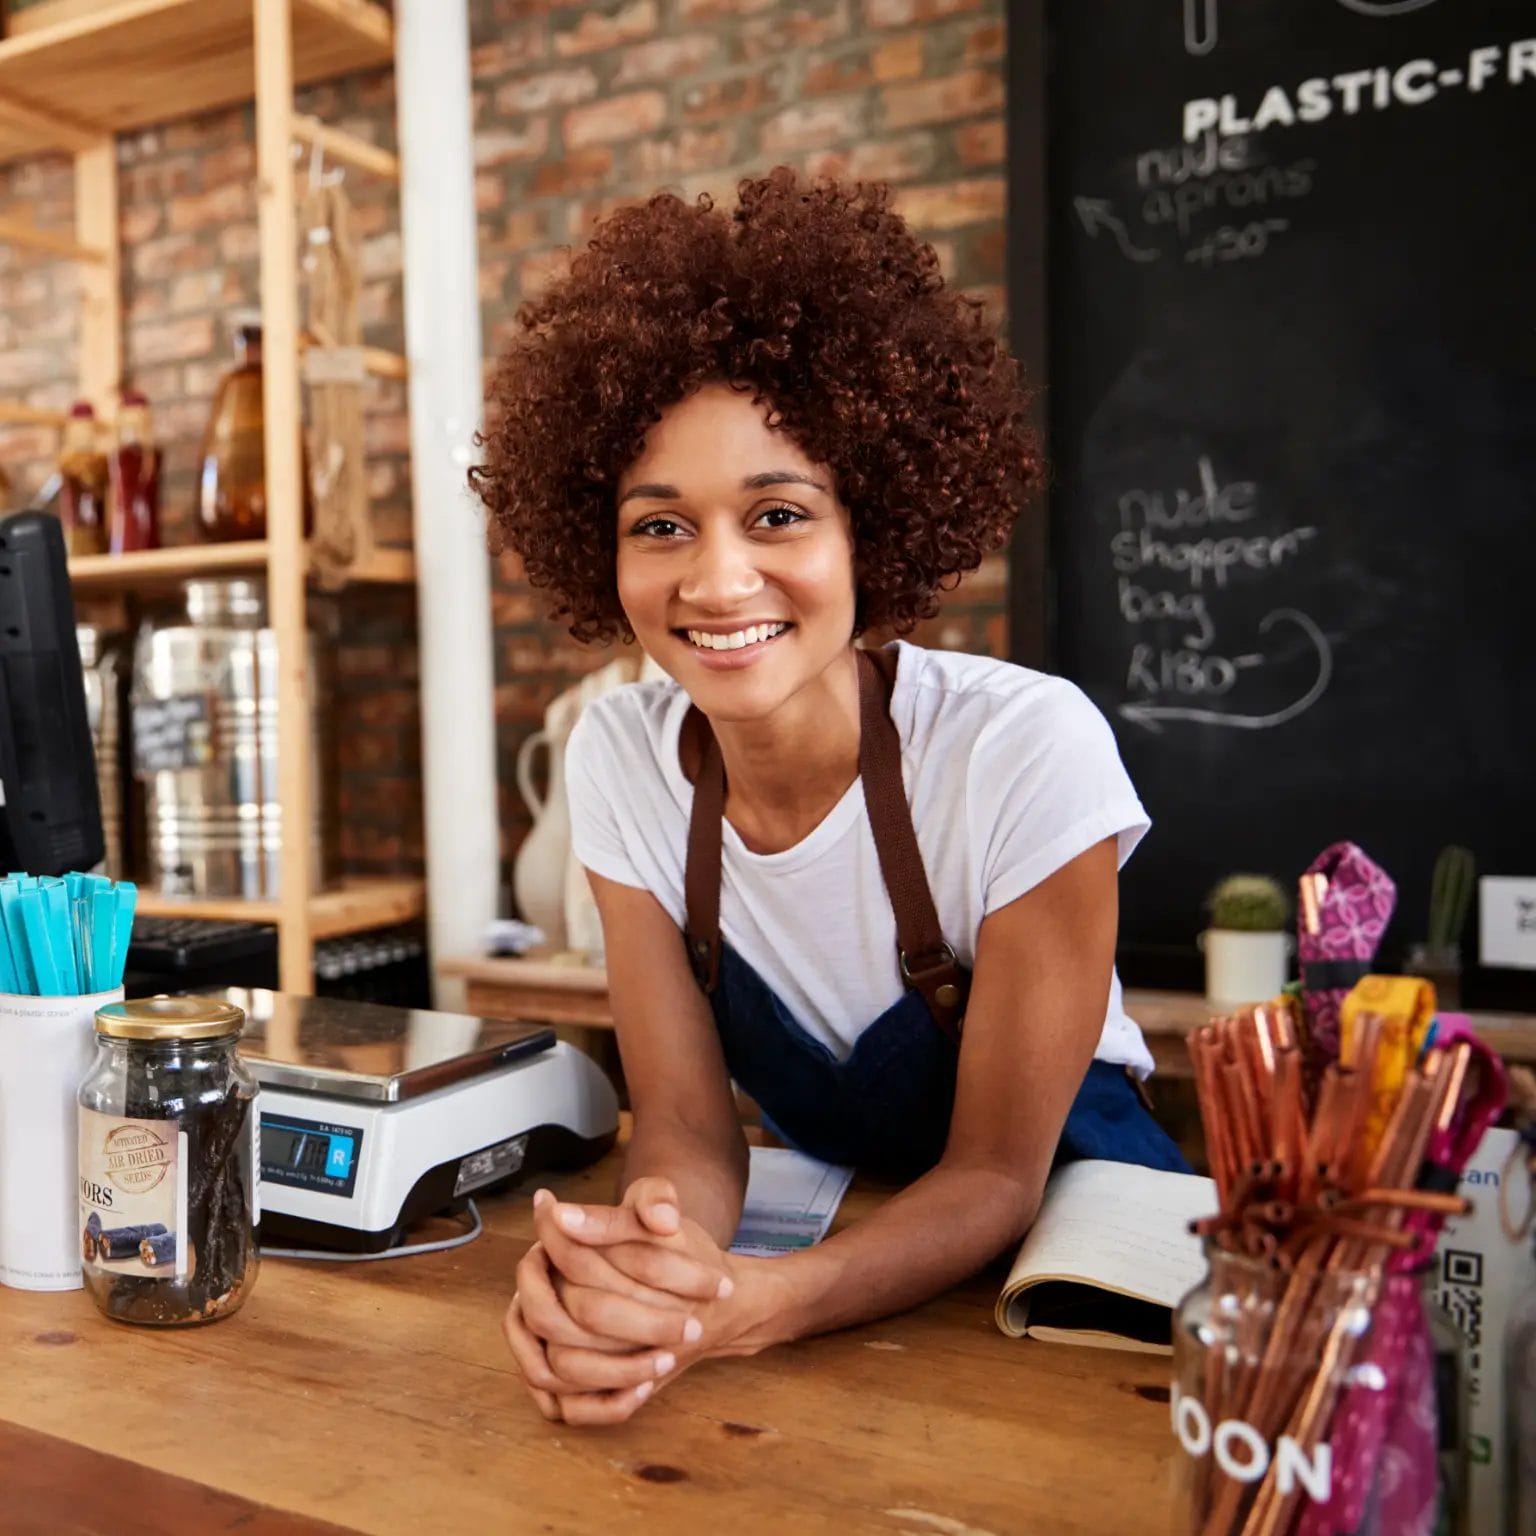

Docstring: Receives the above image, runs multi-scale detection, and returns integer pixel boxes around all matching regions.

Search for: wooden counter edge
[439,958,1529,1069]
[439,954,609,993]
[0,1419,355,1535]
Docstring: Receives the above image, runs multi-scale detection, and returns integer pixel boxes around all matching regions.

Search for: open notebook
[995,1160,1216,1354]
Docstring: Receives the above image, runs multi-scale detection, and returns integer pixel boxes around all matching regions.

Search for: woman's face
[615,381,857,723]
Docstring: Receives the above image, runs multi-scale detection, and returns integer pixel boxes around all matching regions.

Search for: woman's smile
[677,621,794,668]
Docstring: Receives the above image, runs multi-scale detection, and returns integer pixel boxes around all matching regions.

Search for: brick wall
[0,0,1009,892]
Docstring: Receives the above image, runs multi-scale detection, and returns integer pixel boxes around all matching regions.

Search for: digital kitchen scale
[224,989,619,1253]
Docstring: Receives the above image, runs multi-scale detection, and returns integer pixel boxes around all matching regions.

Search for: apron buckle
[900,944,965,1011]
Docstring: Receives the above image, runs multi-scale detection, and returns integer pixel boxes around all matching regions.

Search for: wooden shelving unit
[0,0,425,990]
[0,0,391,164]
[67,540,415,593]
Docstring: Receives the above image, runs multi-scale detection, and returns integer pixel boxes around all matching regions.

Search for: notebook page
[1000,1160,1215,1320]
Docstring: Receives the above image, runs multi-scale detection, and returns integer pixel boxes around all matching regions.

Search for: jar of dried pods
[79,996,260,1326]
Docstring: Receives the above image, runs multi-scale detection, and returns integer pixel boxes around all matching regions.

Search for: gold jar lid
[95,995,245,1042]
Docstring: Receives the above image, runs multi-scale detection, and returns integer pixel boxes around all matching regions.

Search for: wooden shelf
[0,0,392,165]
[68,540,415,592]
[136,876,425,940]
[308,877,426,939]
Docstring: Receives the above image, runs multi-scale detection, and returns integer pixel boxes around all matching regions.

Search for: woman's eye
[631,517,684,539]
[756,503,806,529]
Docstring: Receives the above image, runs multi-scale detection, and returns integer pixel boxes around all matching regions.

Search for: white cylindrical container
[1201,929,1291,1010]
[0,987,124,1291]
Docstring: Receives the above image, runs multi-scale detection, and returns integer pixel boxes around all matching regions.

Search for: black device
[0,511,104,877]
[123,915,280,998]
[127,916,279,973]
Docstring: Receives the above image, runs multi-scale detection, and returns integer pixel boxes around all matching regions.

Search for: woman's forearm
[732,1160,1041,1349]
[620,1117,749,1250]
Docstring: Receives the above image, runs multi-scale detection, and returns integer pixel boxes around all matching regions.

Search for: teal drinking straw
[17,889,62,996]
[0,903,16,994]
[0,871,138,997]
[111,884,136,987]
[0,883,34,995]
[87,886,116,994]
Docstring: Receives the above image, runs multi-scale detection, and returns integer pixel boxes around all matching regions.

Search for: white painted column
[394,0,498,1013]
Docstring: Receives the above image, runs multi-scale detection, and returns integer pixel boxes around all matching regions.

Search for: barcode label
[1440,1247,1485,1351]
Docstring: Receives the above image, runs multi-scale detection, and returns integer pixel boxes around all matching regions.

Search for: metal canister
[76,623,124,878]
[131,578,320,898]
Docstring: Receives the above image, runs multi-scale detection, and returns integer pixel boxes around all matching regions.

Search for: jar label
[79,1110,189,1280]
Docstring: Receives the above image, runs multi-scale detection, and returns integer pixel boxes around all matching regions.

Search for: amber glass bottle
[197,322,268,542]
[58,401,109,556]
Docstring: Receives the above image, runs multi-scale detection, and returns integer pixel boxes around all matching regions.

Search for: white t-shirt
[564,641,1156,1076]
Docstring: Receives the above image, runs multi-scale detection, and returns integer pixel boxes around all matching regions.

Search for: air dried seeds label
[79,1111,188,1279]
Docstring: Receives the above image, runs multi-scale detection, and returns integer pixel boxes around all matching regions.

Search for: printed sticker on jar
[79,1111,189,1280]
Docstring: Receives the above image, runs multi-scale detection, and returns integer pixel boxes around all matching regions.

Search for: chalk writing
[1107,459,1331,732]
[1120,611,1333,731]
[1077,134,1313,267]
[1183,39,1536,141]
[1184,0,1218,57]
[1185,218,1290,266]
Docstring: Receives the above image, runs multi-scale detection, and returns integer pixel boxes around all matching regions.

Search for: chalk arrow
[1118,609,1333,732]
[1336,0,1437,15]
[1073,197,1160,263]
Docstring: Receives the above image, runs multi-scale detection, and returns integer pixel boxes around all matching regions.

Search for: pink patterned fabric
[1293,1277,1438,1536]
[1298,841,1397,1062]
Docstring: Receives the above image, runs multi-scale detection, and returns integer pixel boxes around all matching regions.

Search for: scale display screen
[260,1114,363,1198]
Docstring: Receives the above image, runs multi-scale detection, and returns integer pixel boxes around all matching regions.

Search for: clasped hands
[504,1177,764,1426]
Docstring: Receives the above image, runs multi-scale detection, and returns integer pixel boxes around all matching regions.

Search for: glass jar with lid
[1172,1242,1465,1535]
[78,996,260,1326]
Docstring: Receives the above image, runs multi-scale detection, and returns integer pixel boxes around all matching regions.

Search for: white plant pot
[1201,929,1291,1011]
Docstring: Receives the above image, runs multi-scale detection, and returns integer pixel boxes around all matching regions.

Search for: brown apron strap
[855,647,966,1040]
[683,646,967,1040]
[683,724,725,992]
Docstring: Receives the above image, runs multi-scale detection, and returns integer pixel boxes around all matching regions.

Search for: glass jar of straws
[1180,991,1502,1536]
[78,996,260,1326]
[1173,1244,1463,1536]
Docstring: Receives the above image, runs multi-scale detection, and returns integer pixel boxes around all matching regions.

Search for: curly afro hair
[471,167,1039,645]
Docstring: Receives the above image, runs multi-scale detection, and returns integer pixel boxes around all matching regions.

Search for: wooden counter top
[439,954,1536,1074]
[0,1127,1176,1535]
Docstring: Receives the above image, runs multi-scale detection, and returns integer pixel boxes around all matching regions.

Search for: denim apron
[683,646,1190,1184]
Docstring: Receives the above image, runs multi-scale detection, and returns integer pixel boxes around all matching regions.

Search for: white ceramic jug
[513,728,570,950]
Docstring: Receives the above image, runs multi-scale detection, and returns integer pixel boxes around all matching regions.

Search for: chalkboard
[132,693,214,776]
[1044,0,1536,994]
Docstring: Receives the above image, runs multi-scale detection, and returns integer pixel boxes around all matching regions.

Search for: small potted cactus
[1406,844,1475,1008]
[1201,873,1292,1009]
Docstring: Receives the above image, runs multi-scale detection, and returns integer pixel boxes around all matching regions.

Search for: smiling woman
[469,168,1188,1429]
